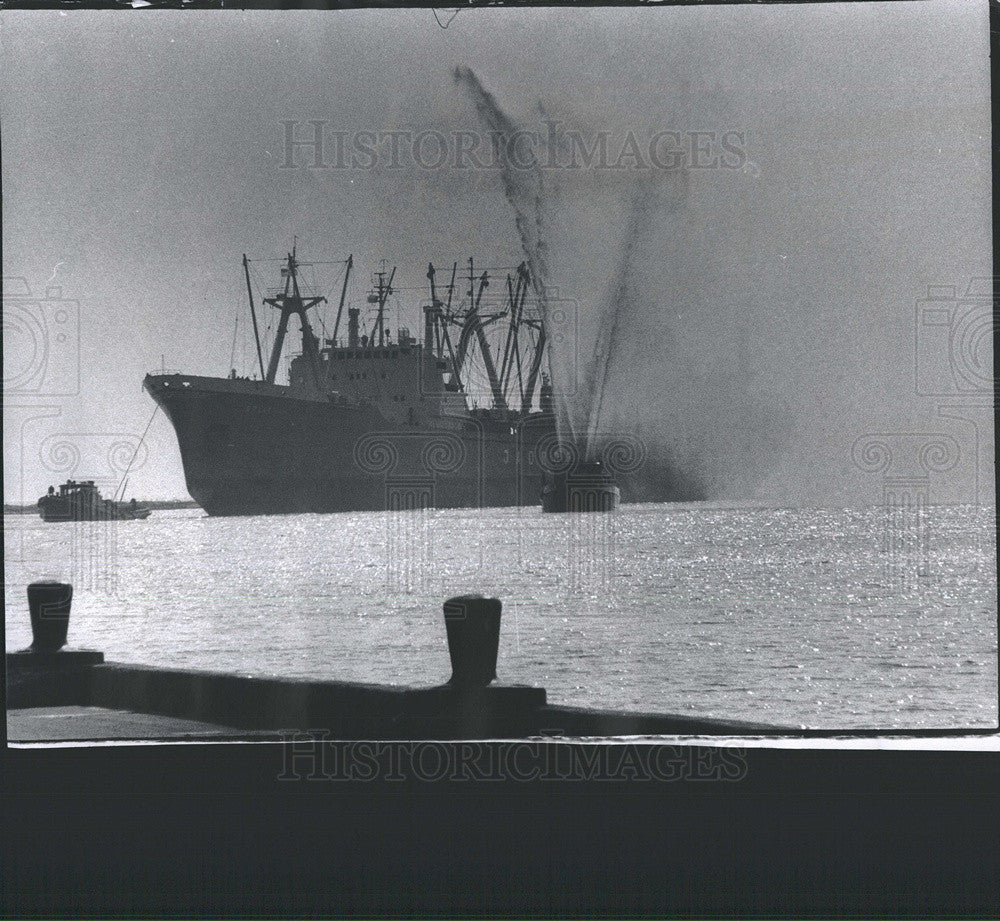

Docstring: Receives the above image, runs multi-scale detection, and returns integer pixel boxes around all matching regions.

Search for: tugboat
[37,480,151,522]
[540,460,621,513]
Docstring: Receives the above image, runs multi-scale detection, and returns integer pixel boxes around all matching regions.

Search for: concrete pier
[7,587,787,741]
[7,654,784,741]
[7,659,548,740]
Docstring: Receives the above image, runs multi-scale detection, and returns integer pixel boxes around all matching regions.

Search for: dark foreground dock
[8,585,786,741]
[7,656,785,741]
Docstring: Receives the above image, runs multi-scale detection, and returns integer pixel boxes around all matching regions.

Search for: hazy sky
[2,2,992,504]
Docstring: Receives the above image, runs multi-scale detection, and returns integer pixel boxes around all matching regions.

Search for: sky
[2,2,992,505]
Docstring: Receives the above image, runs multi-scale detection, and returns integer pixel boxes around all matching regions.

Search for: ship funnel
[348,306,360,348]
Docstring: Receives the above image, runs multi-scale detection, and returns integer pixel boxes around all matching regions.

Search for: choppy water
[5,502,996,730]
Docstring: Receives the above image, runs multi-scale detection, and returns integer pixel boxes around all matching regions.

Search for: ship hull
[145,375,556,515]
[38,507,150,522]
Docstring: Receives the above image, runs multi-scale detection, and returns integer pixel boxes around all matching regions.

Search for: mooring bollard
[10,580,104,710]
[443,595,501,688]
[27,580,73,652]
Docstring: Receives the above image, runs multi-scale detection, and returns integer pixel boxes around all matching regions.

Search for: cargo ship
[144,247,576,516]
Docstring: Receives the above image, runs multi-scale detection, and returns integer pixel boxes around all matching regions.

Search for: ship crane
[520,316,547,415]
[260,247,327,389]
[422,258,551,415]
[472,296,508,413]
[425,262,462,390]
[495,263,542,412]
[497,264,528,400]
[449,261,508,413]
[451,260,487,376]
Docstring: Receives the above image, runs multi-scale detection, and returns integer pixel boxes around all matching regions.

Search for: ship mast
[370,263,396,347]
[242,254,266,380]
[451,259,480,377]
[471,275,508,412]
[262,246,327,388]
[521,320,547,414]
[330,254,353,346]
[445,259,508,411]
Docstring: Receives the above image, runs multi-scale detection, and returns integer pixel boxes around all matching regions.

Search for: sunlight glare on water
[5,502,996,730]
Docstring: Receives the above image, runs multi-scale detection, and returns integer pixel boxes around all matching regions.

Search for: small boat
[37,480,151,522]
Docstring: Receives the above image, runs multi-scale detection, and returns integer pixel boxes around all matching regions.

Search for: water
[5,502,996,730]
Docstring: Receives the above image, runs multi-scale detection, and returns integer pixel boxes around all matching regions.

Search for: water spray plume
[583,176,659,461]
[452,65,575,444]
[452,66,775,502]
